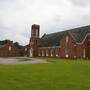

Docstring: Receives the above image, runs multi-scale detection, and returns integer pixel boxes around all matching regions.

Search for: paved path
[0,57,47,64]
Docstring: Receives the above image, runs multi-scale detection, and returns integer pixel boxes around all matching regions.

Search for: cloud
[69,0,90,7]
[0,0,90,45]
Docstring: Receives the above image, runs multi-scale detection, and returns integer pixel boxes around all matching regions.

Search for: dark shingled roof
[39,25,90,47]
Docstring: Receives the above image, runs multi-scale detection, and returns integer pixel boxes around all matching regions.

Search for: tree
[14,42,24,48]
[0,40,13,45]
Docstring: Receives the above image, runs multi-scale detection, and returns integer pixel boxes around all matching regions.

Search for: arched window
[9,46,11,51]
[83,48,86,58]
[51,49,53,56]
[42,50,44,56]
[55,49,58,57]
[46,50,48,56]
[38,50,40,56]
[25,48,27,52]
[74,56,76,59]
[30,48,33,57]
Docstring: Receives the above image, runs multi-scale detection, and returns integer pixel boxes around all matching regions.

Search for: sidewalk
[0,57,47,64]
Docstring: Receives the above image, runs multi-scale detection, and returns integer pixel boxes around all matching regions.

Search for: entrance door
[29,48,33,57]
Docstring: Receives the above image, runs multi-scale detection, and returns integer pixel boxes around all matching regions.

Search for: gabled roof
[39,31,66,47]
[39,25,90,47]
[69,25,90,43]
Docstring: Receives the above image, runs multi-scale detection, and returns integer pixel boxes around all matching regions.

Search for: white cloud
[0,0,90,45]
[69,0,90,6]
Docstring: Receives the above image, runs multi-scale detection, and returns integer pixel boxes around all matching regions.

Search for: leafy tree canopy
[0,40,24,48]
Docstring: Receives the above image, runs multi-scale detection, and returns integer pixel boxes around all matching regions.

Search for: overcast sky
[0,0,90,45]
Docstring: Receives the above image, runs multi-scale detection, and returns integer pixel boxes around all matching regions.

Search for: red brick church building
[29,24,90,59]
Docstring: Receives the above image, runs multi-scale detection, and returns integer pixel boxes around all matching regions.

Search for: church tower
[29,24,40,57]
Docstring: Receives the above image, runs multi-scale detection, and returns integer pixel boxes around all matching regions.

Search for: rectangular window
[51,50,53,56]
[42,50,44,56]
[55,49,58,57]
[38,51,40,56]
[83,48,86,58]
[66,36,69,43]
[46,50,48,56]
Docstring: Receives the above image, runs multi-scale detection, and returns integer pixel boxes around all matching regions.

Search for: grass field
[0,58,90,90]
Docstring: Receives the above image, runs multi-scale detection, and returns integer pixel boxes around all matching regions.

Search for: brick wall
[0,43,20,57]
[37,33,90,59]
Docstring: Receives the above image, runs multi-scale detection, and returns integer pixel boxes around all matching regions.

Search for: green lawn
[0,58,90,90]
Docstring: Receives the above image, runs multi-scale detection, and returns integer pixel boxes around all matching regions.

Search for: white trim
[68,32,76,41]
[77,33,90,45]
[69,32,90,45]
